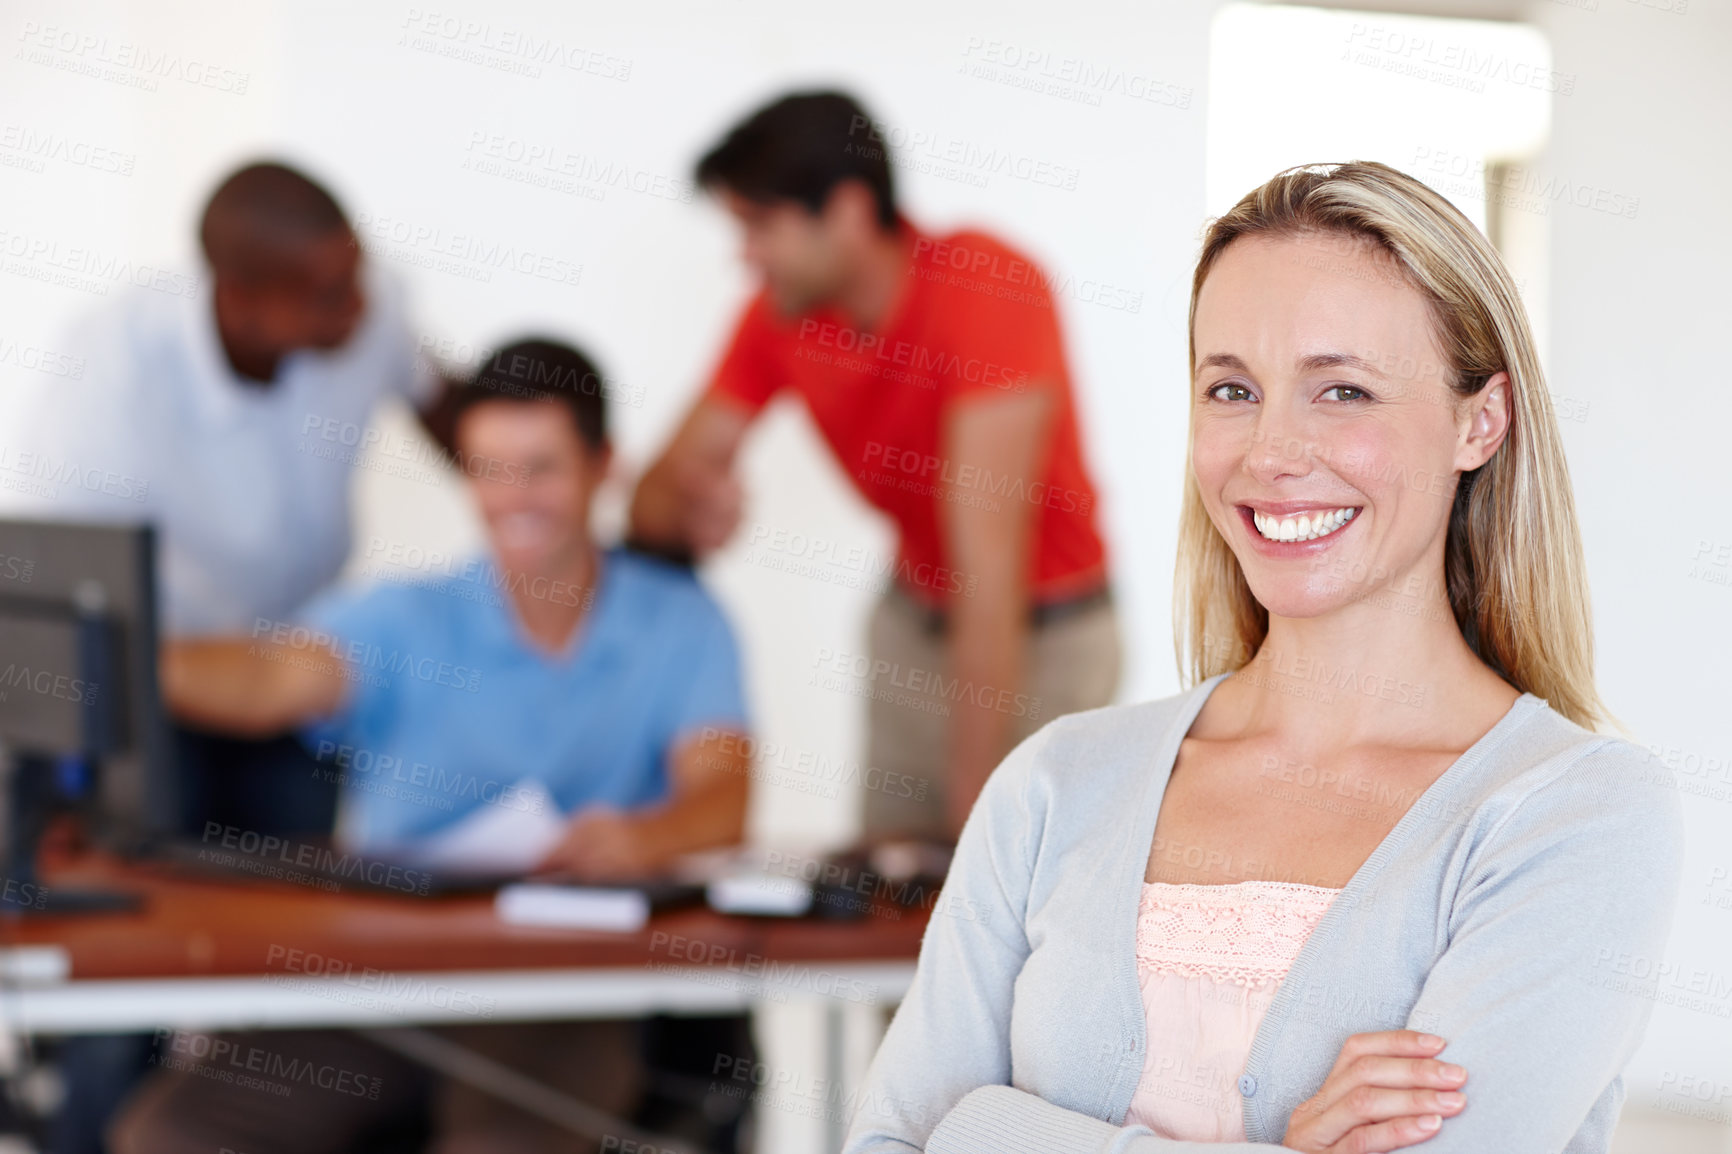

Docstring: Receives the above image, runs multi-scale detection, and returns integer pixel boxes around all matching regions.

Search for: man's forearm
[630,775,749,865]
[627,457,687,550]
[624,460,700,566]
[628,395,753,558]
[944,589,1029,837]
[163,639,346,737]
[934,387,1052,838]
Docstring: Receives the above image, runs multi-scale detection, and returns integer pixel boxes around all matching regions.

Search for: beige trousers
[860,586,1122,841]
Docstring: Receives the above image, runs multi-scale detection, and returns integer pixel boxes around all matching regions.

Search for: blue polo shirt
[297,548,749,850]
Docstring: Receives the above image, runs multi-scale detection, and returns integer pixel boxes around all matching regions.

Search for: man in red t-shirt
[631,91,1120,842]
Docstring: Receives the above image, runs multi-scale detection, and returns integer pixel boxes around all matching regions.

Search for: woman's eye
[1322,384,1368,402]
[1209,383,1254,402]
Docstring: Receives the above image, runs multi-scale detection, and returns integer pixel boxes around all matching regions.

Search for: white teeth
[1251,506,1358,543]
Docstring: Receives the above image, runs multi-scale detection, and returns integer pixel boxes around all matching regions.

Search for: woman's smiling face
[1189,230,1507,621]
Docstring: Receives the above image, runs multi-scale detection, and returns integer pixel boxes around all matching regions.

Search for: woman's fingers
[1292,1084,1465,1148]
[1327,1112,1447,1154]
[1284,1032,1469,1152]
[1288,1088,1461,1150]
[1339,1054,1468,1093]
[1326,1031,1447,1076]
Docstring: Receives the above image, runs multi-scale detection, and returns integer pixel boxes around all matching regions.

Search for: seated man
[110,338,754,1154]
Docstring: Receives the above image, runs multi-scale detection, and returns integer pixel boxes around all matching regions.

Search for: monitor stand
[0,751,142,918]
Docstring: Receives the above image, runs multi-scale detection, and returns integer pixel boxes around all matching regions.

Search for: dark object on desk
[0,519,178,915]
[146,833,516,897]
[809,838,955,921]
[532,873,709,912]
[151,833,715,914]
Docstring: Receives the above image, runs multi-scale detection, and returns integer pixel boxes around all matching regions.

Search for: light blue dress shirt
[298,547,749,851]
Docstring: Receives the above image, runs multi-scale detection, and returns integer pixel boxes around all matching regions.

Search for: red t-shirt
[707,220,1107,609]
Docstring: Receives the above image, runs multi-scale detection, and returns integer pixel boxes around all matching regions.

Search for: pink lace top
[1125,879,1341,1141]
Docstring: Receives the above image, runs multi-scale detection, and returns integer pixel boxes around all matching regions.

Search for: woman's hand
[1282,1030,1467,1153]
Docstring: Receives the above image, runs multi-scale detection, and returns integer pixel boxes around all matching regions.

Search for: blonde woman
[842,162,1683,1154]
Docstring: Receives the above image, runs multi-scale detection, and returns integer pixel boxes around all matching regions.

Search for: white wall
[3,0,1728,1146]
[1526,0,1732,1115]
[1,0,1214,851]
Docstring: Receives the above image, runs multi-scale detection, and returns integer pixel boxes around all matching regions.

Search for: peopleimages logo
[14,21,251,94]
[846,114,1082,191]
[350,212,583,286]
[150,1029,383,1100]
[795,317,1028,392]
[809,647,1041,720]
[0,335,85,378]
[200,822,433,896]
[396,9,632,81]
[0,663,98,705]
[0,124,135,175]
[0,228,201,298]
[956,37,1193,111]
[312,739,546,815]
[250,617,482,693]
[860,440,1093,515]
[263,944,497,1016]
[743,523,977,599]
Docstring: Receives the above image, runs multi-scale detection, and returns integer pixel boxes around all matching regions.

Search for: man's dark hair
[199,161,350,280]
[451,337,609,454]
[695,91,897,229]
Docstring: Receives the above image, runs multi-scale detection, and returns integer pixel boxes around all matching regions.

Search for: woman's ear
[1455,371,1512,472]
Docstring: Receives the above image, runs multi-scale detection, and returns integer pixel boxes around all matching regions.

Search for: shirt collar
[876,214,926,336]
[181,272,251,427]
[798,214,926,339]
[180,257,391,426]
[475,545,624,670]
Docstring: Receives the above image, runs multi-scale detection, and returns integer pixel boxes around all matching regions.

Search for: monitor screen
[0,519,178,849]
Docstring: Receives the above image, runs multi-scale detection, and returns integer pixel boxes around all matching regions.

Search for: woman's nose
[1244,417,1316,483]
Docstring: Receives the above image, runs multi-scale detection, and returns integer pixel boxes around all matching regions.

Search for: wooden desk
[0,856,927,1153]
[0,856,925,1034]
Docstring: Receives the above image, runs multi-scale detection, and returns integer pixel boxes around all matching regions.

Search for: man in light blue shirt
[296,537,749,863]
[117,338,756,1154]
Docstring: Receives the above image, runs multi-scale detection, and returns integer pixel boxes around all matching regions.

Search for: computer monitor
[0,518,179,909]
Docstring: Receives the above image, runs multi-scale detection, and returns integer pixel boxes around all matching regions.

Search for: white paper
[382,779,567,875]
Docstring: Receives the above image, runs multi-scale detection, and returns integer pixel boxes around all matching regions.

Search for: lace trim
[1136,880,1341,987]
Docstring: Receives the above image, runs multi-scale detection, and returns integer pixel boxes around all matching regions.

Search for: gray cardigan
[842,674,1684,1153]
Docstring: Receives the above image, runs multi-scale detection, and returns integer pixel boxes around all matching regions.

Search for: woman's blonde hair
[1175,161,1606,728]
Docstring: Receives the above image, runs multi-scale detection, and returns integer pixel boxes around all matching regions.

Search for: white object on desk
[0,946,70,985]
[707,872,812,917]
[494,884,649,932]
[672,845,819,917]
